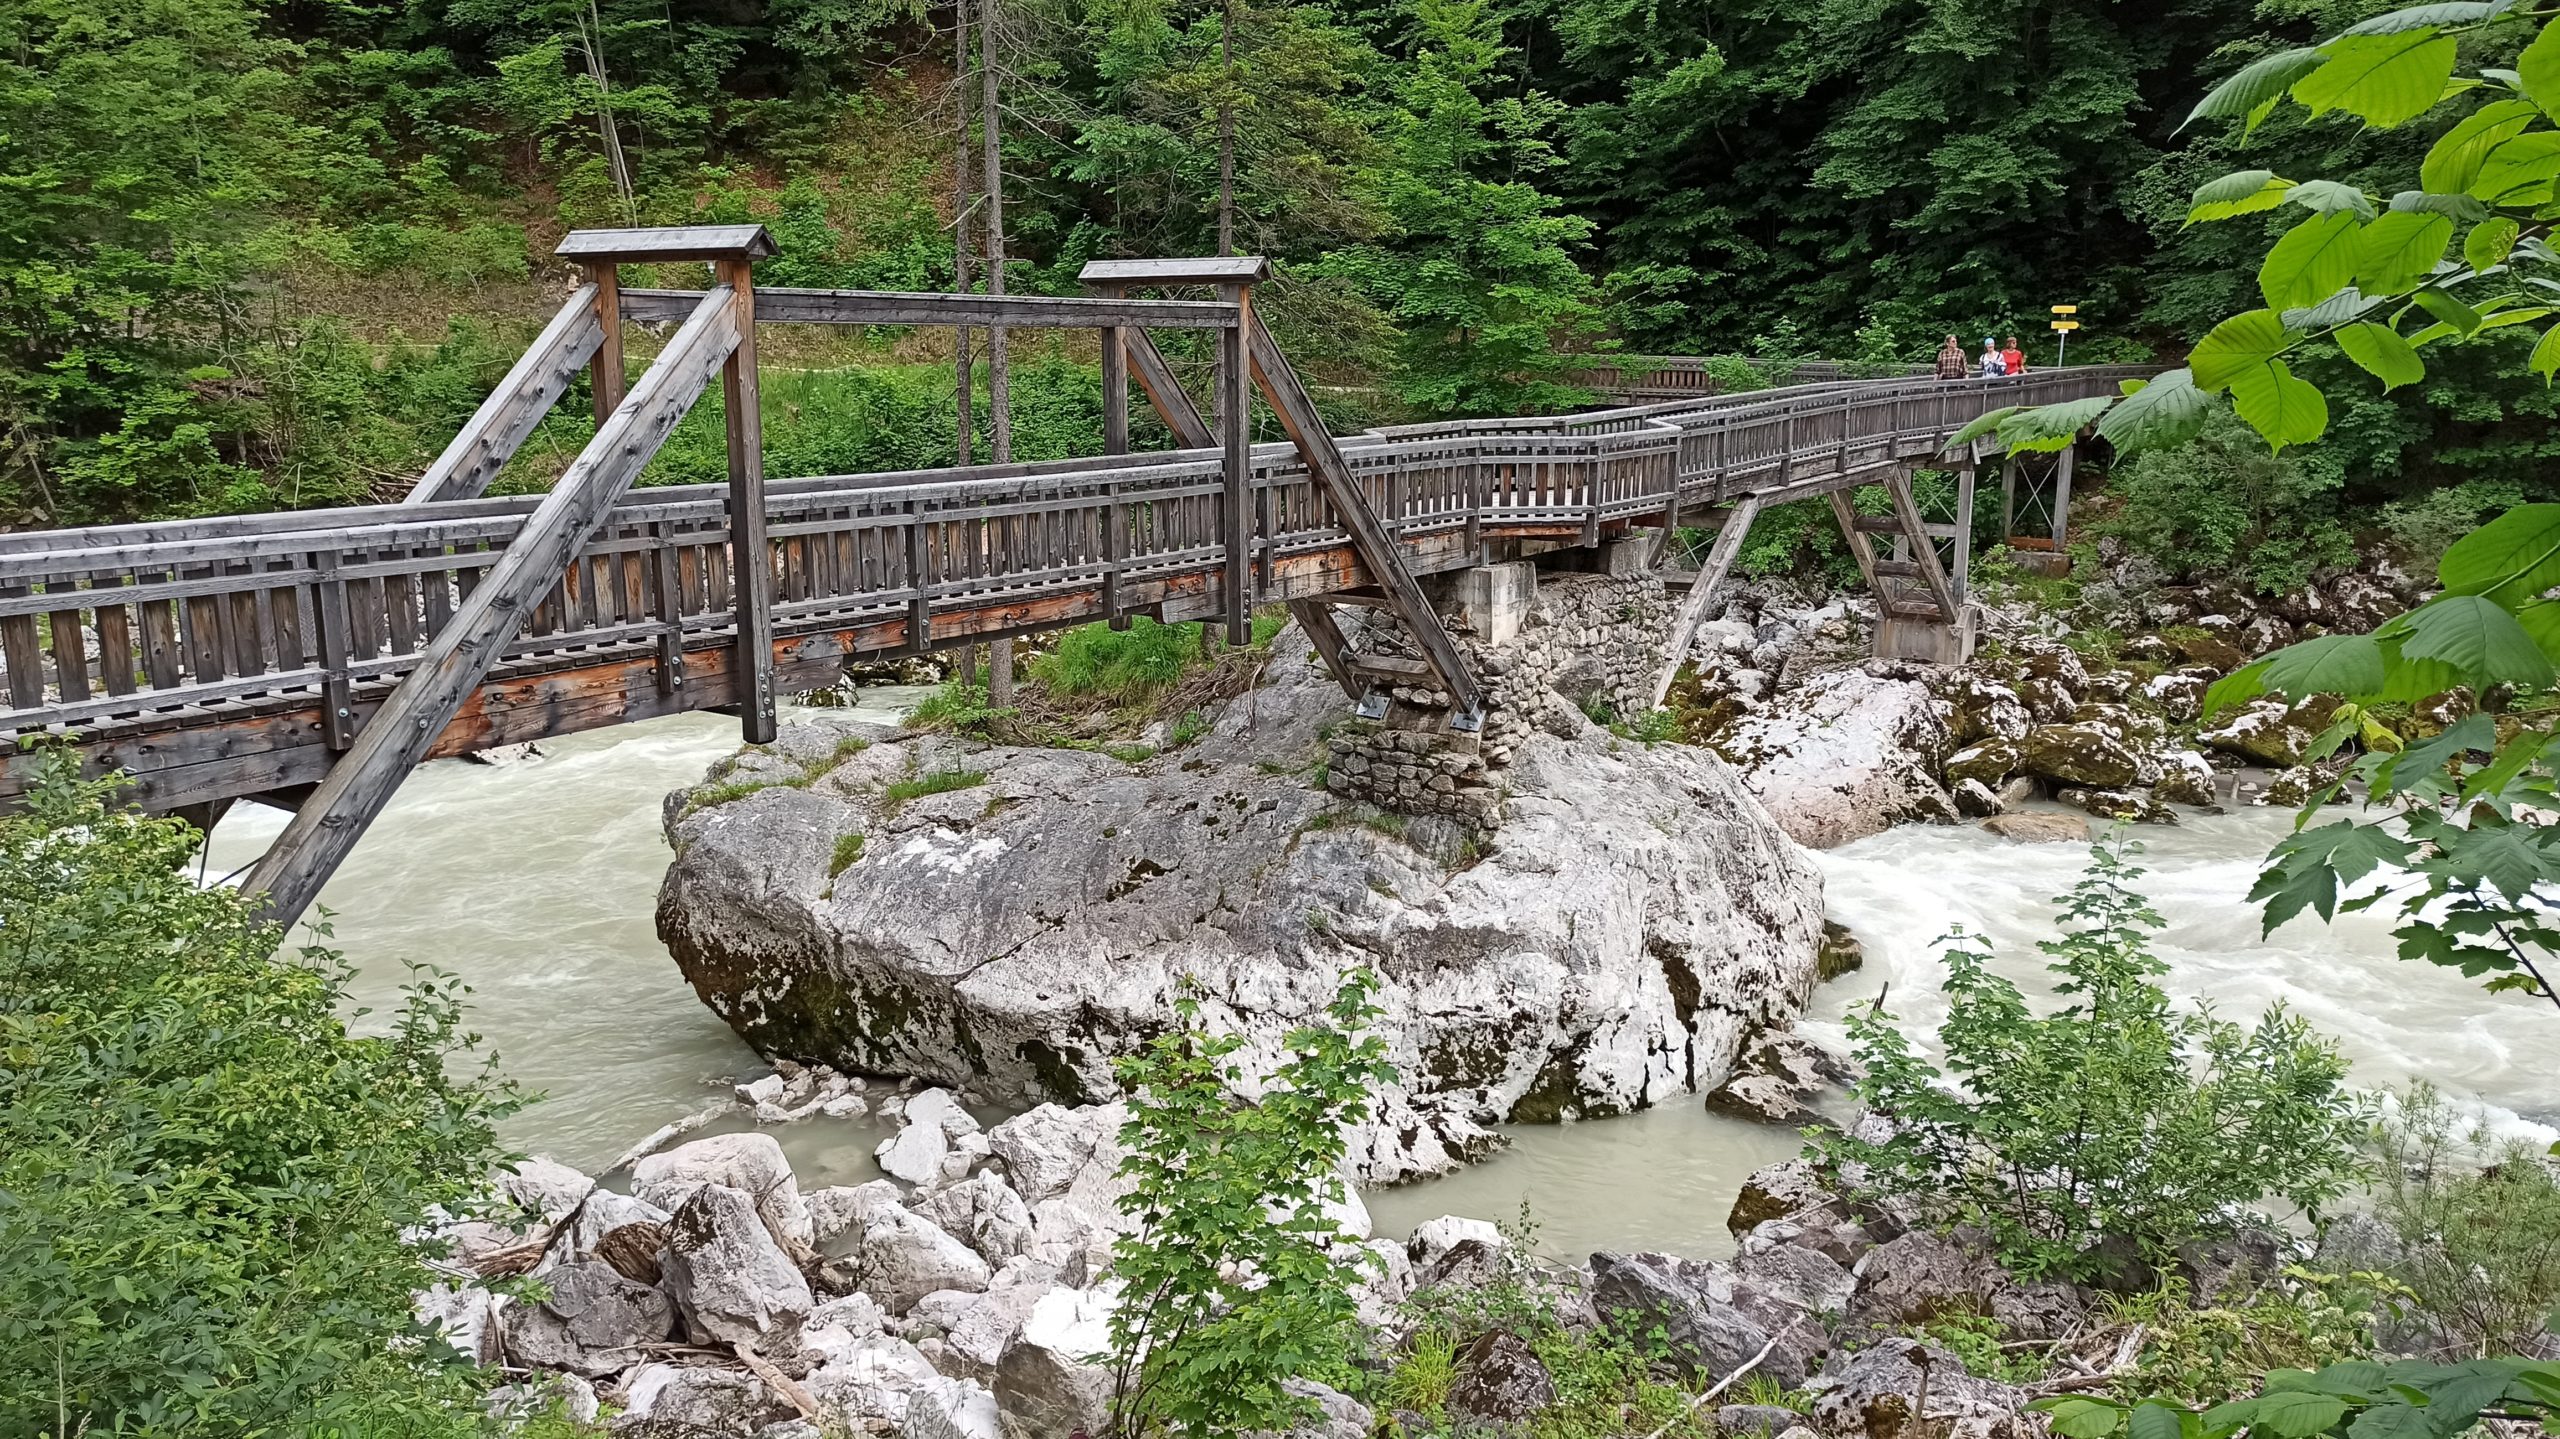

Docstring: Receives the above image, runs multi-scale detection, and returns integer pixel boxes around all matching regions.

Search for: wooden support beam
[239,287,741,930]
[1288,599,1360,698]
[1884,471,1963,622]
[1122,330,1217,450]
[588,267,626,427]
[1077,256,1270,285]
[715,258,776,743]
[404,286,605,503]
[556,224,776,264]
[618,288,1239,331]
[1647,495,1760,707]
[1242,317,1484,724]
[1218,284,1252,645]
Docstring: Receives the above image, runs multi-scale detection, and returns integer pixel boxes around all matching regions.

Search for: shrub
[2100,1271,2400,1407]
[1106,971,1397,1438]
[2097,409,2353,595]
[0,753,517,1435]
[2370,1084,2560,1358]
[1819,839,2368,1281]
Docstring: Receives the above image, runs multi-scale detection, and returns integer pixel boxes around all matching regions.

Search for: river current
[202,710,2560,1263]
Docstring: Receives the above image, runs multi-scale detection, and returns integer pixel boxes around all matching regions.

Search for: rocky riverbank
[422,1074,2370,1439]
[1675,552,2438,848]
[656,632,1829,1182]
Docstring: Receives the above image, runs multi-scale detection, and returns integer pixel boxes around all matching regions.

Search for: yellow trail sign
[2051,304,2078,315]
[2051,319,2081,331]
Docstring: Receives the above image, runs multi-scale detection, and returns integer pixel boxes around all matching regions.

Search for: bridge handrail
[0,365,2143,731]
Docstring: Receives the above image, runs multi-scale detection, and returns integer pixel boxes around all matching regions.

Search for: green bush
[1820,840,2367,1282]
[2099,1271,2398,1407]
[1106,971,1397,1438]
[2370,1083,2560,1358]
[2098,409,2353,595]
[0,753,518,1435]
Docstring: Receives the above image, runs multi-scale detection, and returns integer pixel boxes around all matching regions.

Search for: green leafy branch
[1972,1,2560,456]
[2035,1354,2560,1439]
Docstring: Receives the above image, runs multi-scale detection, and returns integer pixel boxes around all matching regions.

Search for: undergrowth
[881,767,988,809]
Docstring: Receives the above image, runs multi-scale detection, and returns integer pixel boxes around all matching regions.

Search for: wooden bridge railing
[0,365,2139,750]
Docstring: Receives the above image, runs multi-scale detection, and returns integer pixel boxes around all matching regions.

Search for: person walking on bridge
[2002,334,2026,376]
[1935,334,1967,380]
[1977,337,2005,378]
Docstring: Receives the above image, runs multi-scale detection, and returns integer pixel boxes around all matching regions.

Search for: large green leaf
[2400,593,2560,686]
[2533,320,2560,382]
[2284,289,2386,330]
[2344,2,2511,33]
[2128,1403,2189,1439]
[2521,15,2560,118]
[2295,31,2461,128]
[2249,1388,2350,1437]
[2264,211,2367,307]
[2439,502,2560,601]
[2260,633,2389,700]
[2336,321,2427,389]
[2189,169,2296,223]
[2345,1403,2439,1439]
[2186,47,2325,132]
[2254,820,2420,931]
[2096,368,2215,451]
[2465,215,2522,270]
[2354,210,2454,292]
[1948,406,2022,448]
[2045,1399,2127,1439]
[1997,397,2112,453]
[2191,309,2293,390]
[2420,99,2540,192]
[2230,358,2331,450]
[2388,188,2494,222]
[2204,658,2274,718]
[2415,288,2485,333]
[2472,131,2560,203]
[2288,179,2380,217]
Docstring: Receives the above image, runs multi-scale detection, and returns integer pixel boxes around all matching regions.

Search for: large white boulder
[914,1170,1036,1262]
[807,1333,943,1423]
[500,1155,596,1227]
[987,1103,1124,1205]
[634,1132,814,1251]
[657,636,1828,1182]
[1709,666,1956,848]
[505,1258,677,1377]
[661,1184,814,1346]
[901,1375,1004,1439]
[992,1286,1117,1438]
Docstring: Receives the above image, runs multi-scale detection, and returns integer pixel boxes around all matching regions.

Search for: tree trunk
[951,0,975,466]
[1217,0,1236,258]
[980,0,1016,707]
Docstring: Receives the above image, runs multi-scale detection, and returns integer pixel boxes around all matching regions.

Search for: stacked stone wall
[1322,564,1681,827]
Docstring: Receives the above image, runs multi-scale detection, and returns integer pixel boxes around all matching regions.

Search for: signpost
[2051,304,2079,367]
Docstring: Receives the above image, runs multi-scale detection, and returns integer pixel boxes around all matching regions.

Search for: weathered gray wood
[240,286,740,929]
[1077,256,1270,284]
[1218,284,1251,644]
[1883,472,1963,621]
[1122,330,1218,449]
[717,258,777,744]
[1647,494,1760,707]
[556,224,776,263]
[1243,317,1484,722]
[406,286,605,503]
[589,267,626,427]
[617,288,1239,330]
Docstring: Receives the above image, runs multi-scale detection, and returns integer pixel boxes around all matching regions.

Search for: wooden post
[1099,284,1129,458]
[1952,460,1977,604]
[587,263,625,425]
[1218,281,1252,644]
[312,552,355,750]
[2051,444,2075,551]
[718,256,776,744]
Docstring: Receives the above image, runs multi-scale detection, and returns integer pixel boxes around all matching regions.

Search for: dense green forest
[6,0,2556,545]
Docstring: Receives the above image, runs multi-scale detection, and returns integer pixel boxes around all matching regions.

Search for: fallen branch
[1638,1331,1786,1439]
[602,1099,737,1177]
[736,1342,820,1419]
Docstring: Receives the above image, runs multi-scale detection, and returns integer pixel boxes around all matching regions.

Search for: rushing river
[204,715,2560,1264]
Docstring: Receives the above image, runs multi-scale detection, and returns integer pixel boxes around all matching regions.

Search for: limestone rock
[634,1132,816,1252]
[1944,739,2021,787]
[1806,1338,2029,1438]
[1706,1073,1824,1126]
[658,639,1826,1182]
[808,1180,905,1246]
[1589,1251,1798,1385]
[662,1184,815,1346]
[1847,1230,2004,1331]
[2152,749,2218,807]
[2017,723,2142,789]
[992,1286,1116,1437]
[502,1156,597,1227]
[507,1258,677,1377]
[1709,668,1957,848]
[855,1204,992,1313]
[414,1281,506,1367]
[986,1103,1123,1204]
[1727,1157,1837,1234]
[1448,1330,1557,1421]
[807,1333,943,1423]
[1409,1214,1504,1274]
[1979,812,2088,844]
[2198,696,2332,767]
[901,1375,1003,1439]
[2055,786,2176,825]
[2141,672,2208,724]
[1280,1380,1374,1439]
[617,1365,787,1435]
[914,1170,1036,1263]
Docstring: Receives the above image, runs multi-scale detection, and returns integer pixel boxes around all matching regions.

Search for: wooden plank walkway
[0,363,2135,820]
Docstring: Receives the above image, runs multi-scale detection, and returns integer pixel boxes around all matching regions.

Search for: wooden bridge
[0,225,2140,925]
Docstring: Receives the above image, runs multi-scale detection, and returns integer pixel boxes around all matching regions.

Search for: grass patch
[679,774,802,817]
[1031,611,1290,706]
[1105,743,1157,764]
[1167,708,1211,748]
[882,766,988,809]
[828,831,866,877]
[1297,805,1409,842]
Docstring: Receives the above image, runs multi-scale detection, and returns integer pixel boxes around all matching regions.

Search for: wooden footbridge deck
[0,225,2140,924]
